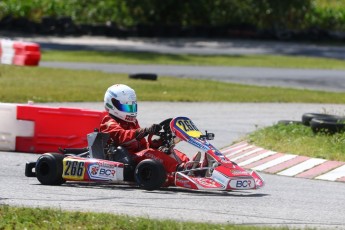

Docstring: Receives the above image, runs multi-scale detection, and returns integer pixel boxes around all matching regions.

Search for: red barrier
[0,39,41,66]
[13,42,41,66]
[16,105,107,153]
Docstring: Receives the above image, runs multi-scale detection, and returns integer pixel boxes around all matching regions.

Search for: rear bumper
[25,161,36,177]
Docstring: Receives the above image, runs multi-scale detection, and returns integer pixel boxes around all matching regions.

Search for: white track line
[225,145,255,157]
[252,154,297,171]
[230,148,264,161]
[315,164,345,181]
[278,158,327,176]
[222,142,248,152]
[238,151,276,166]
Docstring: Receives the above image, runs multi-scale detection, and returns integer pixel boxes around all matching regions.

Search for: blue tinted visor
[111,98,137,113]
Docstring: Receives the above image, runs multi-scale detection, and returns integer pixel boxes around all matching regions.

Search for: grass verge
[247,123,345,161]
[42,50,345,70]
[1,65,345,103]
[0,205,287,230]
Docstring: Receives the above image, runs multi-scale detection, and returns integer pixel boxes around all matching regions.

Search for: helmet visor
[111,98,137,113]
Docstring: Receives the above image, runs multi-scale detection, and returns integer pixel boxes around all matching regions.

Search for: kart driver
[100,84,201,175]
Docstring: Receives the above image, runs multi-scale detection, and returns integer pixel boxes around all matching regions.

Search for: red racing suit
[100,114,189,174]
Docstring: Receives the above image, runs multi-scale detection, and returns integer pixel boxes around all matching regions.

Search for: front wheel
[35,153,65,185]
[135,159,167,191]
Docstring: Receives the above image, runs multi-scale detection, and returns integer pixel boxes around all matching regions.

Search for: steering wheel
[147,118,173,147]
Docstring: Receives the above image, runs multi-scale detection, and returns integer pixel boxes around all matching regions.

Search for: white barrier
[0,40,15,64]
[0,103,34,151]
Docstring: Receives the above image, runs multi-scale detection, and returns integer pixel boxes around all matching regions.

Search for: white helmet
[104,84,137,122]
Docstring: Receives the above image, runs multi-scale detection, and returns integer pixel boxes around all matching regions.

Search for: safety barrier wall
[0,103,107,153]
[0,39,41,66]
[0,103,34,151]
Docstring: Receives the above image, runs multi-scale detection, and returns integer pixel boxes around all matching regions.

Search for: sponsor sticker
[187,138,210,151]
[144,152,163,163]
[193,178,222,188]
[175,173,194,189]
[87,163,117,181]
[125,115,136,122]
[229,179,255,189]
[106,102,113,109]
[96,161,118,168]
[230,169,250,176]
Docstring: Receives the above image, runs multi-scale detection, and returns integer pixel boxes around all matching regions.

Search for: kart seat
[107,145,136,182]
[87,130,110,159]
[107,146,135,166]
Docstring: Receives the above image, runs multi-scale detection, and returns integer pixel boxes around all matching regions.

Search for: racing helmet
[104,84,137,122]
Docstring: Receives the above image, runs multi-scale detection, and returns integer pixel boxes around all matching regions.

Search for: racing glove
[145,124,162,135]
[135,124,162,140]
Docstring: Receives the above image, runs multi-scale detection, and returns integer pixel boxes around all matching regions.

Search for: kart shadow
[159,187,269,197]
[62,182,269,197]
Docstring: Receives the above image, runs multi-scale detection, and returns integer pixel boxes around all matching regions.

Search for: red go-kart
[25,117,264,191]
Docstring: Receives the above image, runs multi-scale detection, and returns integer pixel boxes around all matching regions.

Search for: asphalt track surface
[2,35,345,228]
[2,102,345,229]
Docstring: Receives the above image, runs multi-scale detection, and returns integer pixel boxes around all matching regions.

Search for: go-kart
[25,117,264,191]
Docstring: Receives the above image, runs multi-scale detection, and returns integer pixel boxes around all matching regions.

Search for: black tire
[35,153,65,185]
[302,113,343,126]
[129,73,158,81]
[277,120,302,125]
[135,159,167,191]
[310,118,345,134]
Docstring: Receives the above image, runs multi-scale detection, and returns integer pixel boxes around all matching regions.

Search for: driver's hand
[145,124,162,135]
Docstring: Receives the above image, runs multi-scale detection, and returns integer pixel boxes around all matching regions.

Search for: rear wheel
[135,159,167,191]
[36,153,65,185]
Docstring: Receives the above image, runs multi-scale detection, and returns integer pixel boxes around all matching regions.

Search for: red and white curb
[221,141,345,182]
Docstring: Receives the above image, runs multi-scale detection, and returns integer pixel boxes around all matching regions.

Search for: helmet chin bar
[124,115,137,122]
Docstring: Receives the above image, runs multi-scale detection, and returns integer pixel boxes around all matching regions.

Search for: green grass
[247,123,345,161]
[0,205,287,230]
[1,65,345,103]
[42,50,345,70]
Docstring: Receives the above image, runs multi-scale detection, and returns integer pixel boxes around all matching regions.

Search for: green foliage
[2,0,340,31]
[307,0,345,31]
[249,0,313,30]
[248,123,345,161]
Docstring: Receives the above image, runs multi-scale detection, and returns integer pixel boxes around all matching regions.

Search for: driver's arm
[100,116,139,144]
